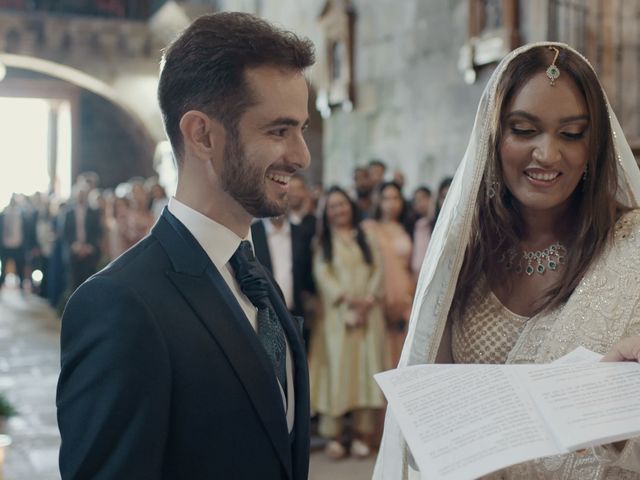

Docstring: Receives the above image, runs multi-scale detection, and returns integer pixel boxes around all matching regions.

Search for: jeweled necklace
[499,241,567,276]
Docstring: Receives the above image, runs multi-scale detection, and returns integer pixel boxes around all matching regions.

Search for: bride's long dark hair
[452,45,628,317]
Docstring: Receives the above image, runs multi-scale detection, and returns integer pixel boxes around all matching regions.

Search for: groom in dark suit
[56,12,315,480]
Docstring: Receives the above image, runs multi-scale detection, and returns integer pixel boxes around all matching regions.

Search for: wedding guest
[310,186,385,460]
[251,214,315,348]
[287,174,316,241]
[110,195,131,259]
[0,194,28,291]
[375,43,640,479]
[410,186,432,278]
[392,170,406,191]
[368,159,387,190]
[352,166,375,219]
[365,181,415,368]
[34,195,57,297]
[147,179,169,220]
[62,183,102,290]
[125,179,155,247]
[430,176,452,231]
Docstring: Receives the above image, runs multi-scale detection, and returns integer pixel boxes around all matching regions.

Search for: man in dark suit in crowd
[61,182,102,290]
[251,215,315,348]
[57,12,315,480]
[287,174,316,237]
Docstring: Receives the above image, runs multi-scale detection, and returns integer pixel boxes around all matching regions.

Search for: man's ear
[179,110,223,159]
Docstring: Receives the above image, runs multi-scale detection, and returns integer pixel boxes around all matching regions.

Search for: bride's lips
[524,168,562,187]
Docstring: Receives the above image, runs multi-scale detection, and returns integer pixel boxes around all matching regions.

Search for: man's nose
[288,132,311,171]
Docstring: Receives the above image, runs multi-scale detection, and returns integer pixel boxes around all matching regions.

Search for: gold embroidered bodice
[451,275,528,364]
[448,210,640,479]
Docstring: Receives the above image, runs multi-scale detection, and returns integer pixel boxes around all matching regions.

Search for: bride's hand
[602,336,640,362]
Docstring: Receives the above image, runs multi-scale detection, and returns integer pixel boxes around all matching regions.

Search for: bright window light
[0,98,50,209]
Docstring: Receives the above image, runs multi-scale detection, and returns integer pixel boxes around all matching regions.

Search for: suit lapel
[153,212,293,478]
[259,262,310,475]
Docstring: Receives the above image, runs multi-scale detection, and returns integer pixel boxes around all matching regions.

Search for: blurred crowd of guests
[306,161,452,459]
[0,172,168,311]
[0,159,452,458]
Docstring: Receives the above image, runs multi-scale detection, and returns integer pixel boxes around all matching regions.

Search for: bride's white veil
[373,41,640,480]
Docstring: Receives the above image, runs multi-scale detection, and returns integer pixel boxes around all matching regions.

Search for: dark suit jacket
[57,209,310,480]
[251,219,314,317]
[61,205,102,251]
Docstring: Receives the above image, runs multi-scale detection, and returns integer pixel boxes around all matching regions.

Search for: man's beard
[220,129,287,218]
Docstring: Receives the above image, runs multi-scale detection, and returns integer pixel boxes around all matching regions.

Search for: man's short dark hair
[368,159,386,170]
[158,12,315,162]
[414,186,432,197]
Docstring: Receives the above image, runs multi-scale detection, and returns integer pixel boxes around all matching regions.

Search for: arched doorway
[0,54,157,206]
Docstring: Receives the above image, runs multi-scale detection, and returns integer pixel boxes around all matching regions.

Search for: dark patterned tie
[229,241,287,389]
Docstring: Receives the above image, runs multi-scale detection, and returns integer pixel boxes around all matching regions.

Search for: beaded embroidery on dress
[451,275,528,364]
[499,210,640,479]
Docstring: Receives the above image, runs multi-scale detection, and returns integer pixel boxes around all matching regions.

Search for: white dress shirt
[168,198,294,431]
[262,218,294,310]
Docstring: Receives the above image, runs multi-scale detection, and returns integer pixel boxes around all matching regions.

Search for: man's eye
[271,128,287,137]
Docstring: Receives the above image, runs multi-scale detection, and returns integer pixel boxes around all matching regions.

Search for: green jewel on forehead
[546,65,560,85]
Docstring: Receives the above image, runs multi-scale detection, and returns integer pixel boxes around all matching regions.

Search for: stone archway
[0,53,158,190]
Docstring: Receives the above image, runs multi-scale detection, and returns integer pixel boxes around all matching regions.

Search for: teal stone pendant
[546,65,560,85]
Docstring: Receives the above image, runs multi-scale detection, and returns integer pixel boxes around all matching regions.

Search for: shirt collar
[168,197,252,267]
[262,217,290,236]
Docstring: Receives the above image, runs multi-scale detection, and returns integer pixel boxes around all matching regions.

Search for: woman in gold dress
[375,43,640,480]
[309,186,386,459]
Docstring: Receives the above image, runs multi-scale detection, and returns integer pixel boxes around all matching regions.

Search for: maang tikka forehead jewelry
[546,46,561,86]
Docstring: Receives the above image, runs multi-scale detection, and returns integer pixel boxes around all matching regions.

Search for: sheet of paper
[553,346,603,364]
[520,361,640,450]
[375,365,560,480]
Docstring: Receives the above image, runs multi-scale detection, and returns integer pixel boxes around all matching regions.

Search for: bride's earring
[488,178,499,199]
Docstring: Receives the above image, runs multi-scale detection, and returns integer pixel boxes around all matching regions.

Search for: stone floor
[0,278,375,479]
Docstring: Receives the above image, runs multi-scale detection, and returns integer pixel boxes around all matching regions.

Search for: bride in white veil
[374,42,640,480]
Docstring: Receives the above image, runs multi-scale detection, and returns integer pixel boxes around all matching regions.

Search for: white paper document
[374,348,640,480]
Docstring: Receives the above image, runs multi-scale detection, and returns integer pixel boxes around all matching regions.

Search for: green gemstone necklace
[500,241,567,276]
